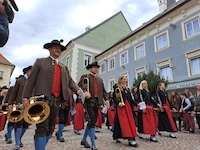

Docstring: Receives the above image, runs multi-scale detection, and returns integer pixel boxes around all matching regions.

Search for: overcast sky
[1,0,161,86]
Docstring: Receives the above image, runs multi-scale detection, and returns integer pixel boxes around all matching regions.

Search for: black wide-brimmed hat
[23,65,32,75]
[43,39,66,51]
[86,62,100,70]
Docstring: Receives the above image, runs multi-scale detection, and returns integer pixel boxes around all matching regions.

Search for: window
[108,57,115,71]
[134,43,145,60]
[185,17,200,38]
[84,54,91,67]
[120,51,128,66]
[154,31,169,51]
[185,49,200,77]
[156,59,173,81]
[0,71,3,79]
[160,66,172,80]
[99,62,106,74]
[135,67,146,79]
[190,57,200,75]
[108,77,115,92]
[66,56,70,68]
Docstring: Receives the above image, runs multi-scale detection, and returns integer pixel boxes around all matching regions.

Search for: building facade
[0,54,15,88]
[59,11,132,82]
[96,0,200,93]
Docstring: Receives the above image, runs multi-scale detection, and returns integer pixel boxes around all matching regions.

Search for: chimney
[85,26,91,32]
[158,0,176,13]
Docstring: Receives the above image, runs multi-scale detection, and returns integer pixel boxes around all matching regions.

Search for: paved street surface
[0,123,200,150]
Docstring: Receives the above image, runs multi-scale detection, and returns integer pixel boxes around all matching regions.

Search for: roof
[0,53,15,66]
[95,0,191,58]
[66,11,132,49]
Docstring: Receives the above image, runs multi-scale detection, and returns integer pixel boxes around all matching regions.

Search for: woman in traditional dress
[112,75,138,147]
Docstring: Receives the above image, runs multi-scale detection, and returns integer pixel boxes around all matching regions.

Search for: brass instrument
[7,104,24,123]
[0,103,8,114]
[83,77,89,92]
[115,87,125,106]
[23,95,50,124]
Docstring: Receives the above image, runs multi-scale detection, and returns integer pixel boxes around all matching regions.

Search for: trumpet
[23,95,50,124]
[83,77,89,92]
[7,103,24,123]
[115,87,125,106]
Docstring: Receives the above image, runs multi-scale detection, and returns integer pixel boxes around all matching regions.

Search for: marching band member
[4,76,23,144]
[22,40,81,150]
[8,66,32,150]
[106,91,116,131]
[78,62,109,150]
[137,80,158,142]
[73,93,84,135]
[156,83,177,138]
[112,75,138,147]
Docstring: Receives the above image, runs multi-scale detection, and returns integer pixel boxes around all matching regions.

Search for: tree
[132,70,168,96]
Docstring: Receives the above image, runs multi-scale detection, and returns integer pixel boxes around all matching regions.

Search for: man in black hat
[22,39,81,150]
[0,0,18,47]
[78,62,109,150]
[7,65,32,150]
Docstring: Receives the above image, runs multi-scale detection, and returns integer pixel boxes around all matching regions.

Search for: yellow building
[0,54,15,88]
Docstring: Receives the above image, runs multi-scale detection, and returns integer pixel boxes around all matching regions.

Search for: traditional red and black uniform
[156,90,177,134]
[112,86,137,142]
[73,96,84,132]
[106,95,116,128]
[137,89,158,140]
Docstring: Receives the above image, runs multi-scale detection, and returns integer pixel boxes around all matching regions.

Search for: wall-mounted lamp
[169,23,176,28]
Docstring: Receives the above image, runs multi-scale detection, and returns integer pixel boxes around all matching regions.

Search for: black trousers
[35,96,60,137]
[58,106,70,124]
[84,99,98,128]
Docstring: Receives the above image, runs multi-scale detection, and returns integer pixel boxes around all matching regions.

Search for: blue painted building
[95,0,200,93]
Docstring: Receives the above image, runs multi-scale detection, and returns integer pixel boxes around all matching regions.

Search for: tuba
[7,103,24,123]
[115,87,125,106]
[0,103,9,114]
[23,95,50,124]
[82,77,89,92]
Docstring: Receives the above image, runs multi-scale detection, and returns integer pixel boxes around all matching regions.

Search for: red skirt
[74,103,84,130]
[142,105,158,135]
[107,108,116,126]
[0,114,7,131]
[163,103,177,132]
[117,100,137,138]
[95,108,102,128]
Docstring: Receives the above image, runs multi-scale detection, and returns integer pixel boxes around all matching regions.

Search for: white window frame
[0,71,3,79]
[182,14,200,41]
[120,72,129,88]
[154,30,170,52]
[156,59,173,81]
[135,66,146,79]
[66,55,70,69]
[83,53,92,67]
[134,42,146,60]
[108,77,115,92]
[108,57,115,71]
[185,49,200,77]
[120,51,128,66]
[99,61,106,75]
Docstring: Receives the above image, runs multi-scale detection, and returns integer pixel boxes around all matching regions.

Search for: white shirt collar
[50,56,59,64]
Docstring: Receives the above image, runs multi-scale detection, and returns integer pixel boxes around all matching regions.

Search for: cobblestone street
[0,123,200,150]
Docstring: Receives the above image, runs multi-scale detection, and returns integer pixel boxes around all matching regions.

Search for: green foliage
[132,70,168,96]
